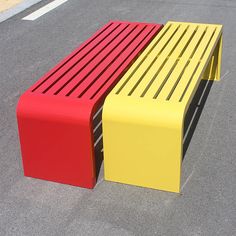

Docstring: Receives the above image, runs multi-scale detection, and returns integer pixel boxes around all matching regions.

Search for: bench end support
[103,97,184,193]
[202,34,223,81]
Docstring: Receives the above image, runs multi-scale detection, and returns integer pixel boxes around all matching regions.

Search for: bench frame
[103,22,223,193]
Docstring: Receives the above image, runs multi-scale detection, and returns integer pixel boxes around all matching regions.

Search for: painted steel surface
[17,21,162,188]
[103,21,223,193]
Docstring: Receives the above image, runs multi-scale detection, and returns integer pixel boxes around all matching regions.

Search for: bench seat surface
[30,21,162,103]
[113,21,222,106]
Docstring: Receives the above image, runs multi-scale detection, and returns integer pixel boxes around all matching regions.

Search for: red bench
[17,21,162,188]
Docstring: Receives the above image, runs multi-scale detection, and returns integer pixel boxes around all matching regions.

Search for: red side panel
[17,94,95,188]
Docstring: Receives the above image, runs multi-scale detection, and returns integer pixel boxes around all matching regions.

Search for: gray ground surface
[0,0,236,235]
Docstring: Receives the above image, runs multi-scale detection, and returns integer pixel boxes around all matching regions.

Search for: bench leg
[202,34,223,81]
[103,97,184,193]
[17,94,96,188]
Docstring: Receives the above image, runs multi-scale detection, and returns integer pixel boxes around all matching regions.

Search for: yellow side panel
[103,96,184,193]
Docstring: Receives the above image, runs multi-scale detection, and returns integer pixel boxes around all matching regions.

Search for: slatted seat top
[29,21,162,102]
[113,21,222,105]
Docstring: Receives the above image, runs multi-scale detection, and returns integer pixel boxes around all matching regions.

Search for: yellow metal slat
[157,25,206,100]
[131,24,196,98]
[168,25,217,102]
[128,23,188,98]
[113,22,173,95]
[143,24,195,99]
[116,23,180,96]
[181,27,222,105]
[145,24,197,100]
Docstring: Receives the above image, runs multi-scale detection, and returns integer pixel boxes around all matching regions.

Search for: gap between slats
[77,25,147,98]
[31,22,113,92]
[89,26,157,100]
[179,28,217,102]
[115,24,172,95]
[65,24,136,97]
[45,23,127,94]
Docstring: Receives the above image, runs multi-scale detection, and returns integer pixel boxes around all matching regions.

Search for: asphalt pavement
[0,0,236,235]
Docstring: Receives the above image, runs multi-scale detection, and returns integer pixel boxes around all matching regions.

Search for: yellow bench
[102,21,223,193]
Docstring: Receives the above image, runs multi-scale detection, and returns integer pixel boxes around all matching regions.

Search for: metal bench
[103,21,223,193]
[17,21,162,188]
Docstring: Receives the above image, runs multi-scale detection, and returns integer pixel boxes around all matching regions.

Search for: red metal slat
[83,25,160,100]
[44,23,129,95]
[68,24,146,98]
[35,22,124,94]
[30,21,114,93]
[56,23,136,97]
